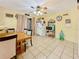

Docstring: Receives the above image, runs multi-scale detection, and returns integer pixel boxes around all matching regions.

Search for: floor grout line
[73,43,75,59]
[60,44,66,59]
[46,44,59,59]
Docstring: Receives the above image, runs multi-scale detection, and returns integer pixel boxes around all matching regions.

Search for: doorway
[35,18,46,36]
[46,20,55,38]
[24,18,32,36]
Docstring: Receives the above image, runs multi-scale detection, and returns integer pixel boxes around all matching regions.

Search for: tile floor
[17,36,79,59]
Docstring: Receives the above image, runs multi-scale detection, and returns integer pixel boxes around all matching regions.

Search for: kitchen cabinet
[0,33,17,59]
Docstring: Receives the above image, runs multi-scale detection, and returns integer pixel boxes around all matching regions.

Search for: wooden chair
[24,28,32,46]
[24,28,32,36]
[7,28,15,33]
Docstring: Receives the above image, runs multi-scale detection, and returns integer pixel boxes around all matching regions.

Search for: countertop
[0,32,17,41]
[0,32,16,37]
[0,32,32,42]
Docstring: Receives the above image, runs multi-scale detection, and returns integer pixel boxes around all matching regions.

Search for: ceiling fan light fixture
[37,6,40,8]
[44,7,47,10]
[31,6,48,15]
[34,11,37,14]
[38,11,43,15]
[44,12,47,14]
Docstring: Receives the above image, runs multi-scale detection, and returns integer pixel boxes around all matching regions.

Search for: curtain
[16,14,26,32]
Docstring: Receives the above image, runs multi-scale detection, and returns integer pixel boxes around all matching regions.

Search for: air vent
[6,13,13,18]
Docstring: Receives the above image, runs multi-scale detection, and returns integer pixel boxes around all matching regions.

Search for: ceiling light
[31,6,48,15]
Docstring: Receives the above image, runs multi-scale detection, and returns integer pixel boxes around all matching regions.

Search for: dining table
[0,32,33,58]
[16,32,32,55]
[17,32,32,45]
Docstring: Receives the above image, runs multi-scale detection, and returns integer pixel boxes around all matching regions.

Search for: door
[27,18,32,30]
[27,18,32,35]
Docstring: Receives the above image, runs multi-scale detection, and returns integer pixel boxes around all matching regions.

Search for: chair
[7,28,15,33]
[24,28,32,46]
[0,29,6,33]
[24,28,32,36]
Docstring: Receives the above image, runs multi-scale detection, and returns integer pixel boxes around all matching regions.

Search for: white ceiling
[0,0,76,14]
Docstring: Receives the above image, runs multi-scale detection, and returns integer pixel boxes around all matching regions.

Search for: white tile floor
[17,36,79,59]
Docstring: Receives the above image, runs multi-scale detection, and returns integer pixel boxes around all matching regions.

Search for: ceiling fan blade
[31,6,35,9]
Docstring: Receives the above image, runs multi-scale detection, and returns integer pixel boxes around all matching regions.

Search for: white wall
[0,7,25,30]
[77,4,79,56]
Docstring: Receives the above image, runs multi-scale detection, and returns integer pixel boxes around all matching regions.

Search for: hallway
[17,36,79,59]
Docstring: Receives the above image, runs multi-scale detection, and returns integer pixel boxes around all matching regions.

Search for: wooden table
[16,32,32,55]
[17,32,32,45]
[0,32,32,55]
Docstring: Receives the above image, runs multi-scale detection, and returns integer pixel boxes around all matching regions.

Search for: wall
[0,6,77,43]
[34,8,77,43]
[77,4,79,56]
[54,8,77,43]
[0,6,25,30]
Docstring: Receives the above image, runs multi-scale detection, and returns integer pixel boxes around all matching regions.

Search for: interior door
[27,18,32,30]
[27,18,32,35]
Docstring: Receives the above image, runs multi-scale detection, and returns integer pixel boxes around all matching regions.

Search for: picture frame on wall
[65,19,71,24]
[65,19,71,27]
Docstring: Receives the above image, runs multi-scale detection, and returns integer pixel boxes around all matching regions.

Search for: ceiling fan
[30,6,48,15]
